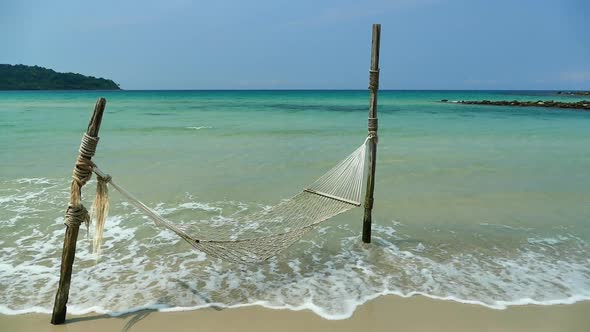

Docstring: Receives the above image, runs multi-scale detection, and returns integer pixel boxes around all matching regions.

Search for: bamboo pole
[362,24,381,243]
[51,98,106,325]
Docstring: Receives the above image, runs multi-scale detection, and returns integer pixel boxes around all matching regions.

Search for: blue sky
[1,0,589,90]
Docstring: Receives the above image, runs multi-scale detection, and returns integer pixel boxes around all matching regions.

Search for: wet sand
[2,295,589,332]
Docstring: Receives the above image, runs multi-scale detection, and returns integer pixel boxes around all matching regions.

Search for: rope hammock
[69,134,371,264]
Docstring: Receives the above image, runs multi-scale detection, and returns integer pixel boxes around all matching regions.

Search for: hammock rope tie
[368,69,379,92]
[86,137,371,263]
[368,69,379,143]
[71,133,99,207]
[73,133,98,187]
[64,204,90,228]
[64,133,112,256]
[368,117,378,134]
[368,117,378,143]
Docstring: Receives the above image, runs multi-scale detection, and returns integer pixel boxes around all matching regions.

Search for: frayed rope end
[91,175,110,258]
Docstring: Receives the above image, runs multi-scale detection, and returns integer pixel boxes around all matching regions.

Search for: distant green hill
[0,64,121,90]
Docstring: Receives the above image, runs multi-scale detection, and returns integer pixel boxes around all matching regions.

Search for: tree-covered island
[0,64,121,90]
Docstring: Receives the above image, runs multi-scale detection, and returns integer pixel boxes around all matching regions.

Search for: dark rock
[450,99,590,111]
[558,91,590,96]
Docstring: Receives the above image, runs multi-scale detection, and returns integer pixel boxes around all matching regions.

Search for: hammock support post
[362,24,381,243]
[51,98,106,325]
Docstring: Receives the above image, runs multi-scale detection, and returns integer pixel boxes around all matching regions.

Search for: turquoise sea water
[1,90,589,318]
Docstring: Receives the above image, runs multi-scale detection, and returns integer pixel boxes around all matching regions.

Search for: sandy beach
[2,295,589,332]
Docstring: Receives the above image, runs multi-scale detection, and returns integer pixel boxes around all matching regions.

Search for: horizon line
[1,88,588,92]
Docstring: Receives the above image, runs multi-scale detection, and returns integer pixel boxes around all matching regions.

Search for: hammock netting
[88,138,369,264]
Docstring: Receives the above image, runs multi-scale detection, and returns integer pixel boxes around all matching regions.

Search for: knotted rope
[368,69,379,92]
[368,117,378,134]
[368,117,378,144]
[63,133,111,258]
[71,133,99,206]
[64,204,90,228]
[368,69,379,144]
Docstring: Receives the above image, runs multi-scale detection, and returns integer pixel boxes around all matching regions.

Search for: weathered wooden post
[362,24,381,243]
[51,98,106,324]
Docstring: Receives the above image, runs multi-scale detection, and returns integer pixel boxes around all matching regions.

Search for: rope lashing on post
[71,133,99,207]
[368,69,379,92]
[367,69,379,145]
[368,117,378,134]
[64,204,90,228]
[368,117,378,144]
[62,132,112,256]
[84,137,371,263]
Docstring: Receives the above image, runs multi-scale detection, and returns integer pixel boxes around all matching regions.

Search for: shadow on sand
[64,279,224,332]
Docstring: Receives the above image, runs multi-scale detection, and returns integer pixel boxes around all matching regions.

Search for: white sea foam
[1,179,589,319]
[527,236,568,245]
[186,126,213,130]
[15,177,54,185]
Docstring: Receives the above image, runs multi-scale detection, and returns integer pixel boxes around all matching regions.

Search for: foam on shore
[1,178,589,320]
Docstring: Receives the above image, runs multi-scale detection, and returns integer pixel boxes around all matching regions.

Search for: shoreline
[3,290,589,317]
[2,295,589,332]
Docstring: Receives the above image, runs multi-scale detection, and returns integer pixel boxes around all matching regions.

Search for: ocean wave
[0,179,589,319]
[186,126,213,130]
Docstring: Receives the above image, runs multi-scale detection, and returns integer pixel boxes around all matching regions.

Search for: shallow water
[1,90,589,318]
